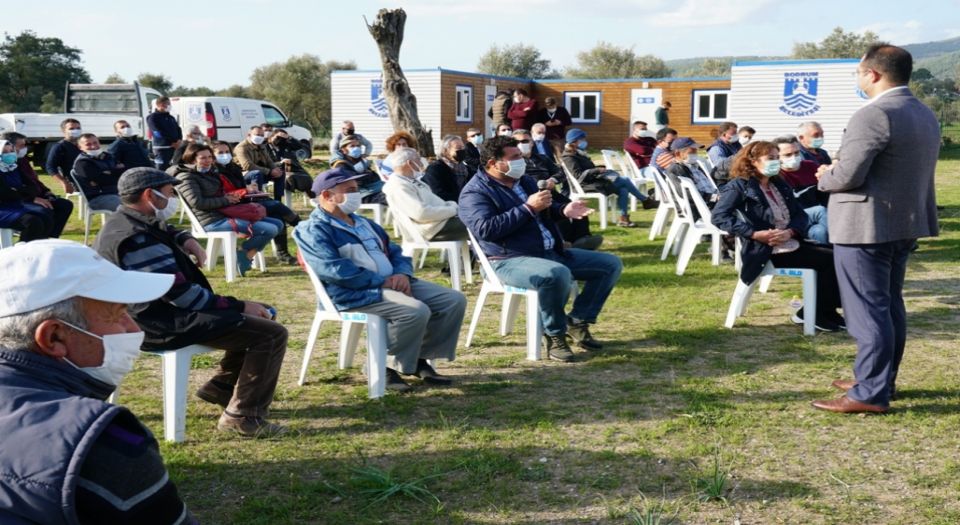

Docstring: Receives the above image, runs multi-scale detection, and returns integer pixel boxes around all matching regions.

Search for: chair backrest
[391,208,429,244]
[695,160,719,191]
[600,149,619,171]
[679,178,714,225]
[293,238,343,317]
[67,170,91,205]
[560,161,590,195]
[466,229,504,289]
[176,194,209,237]
[662,171,692,219]
[649,167,675,207]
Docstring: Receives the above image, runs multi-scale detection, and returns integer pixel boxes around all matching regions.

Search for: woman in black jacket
[422,135,470,203]
[711,141,844,331]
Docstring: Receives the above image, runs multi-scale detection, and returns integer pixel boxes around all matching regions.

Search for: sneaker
[642,198,660,210]
[217,412,286,438]
[414,359,453,386]
[566,317,603,350]
[237,250,252,277]
[196,380,233,408]
[543,334,575,362]
[276,252,298,266]
[617,216,637,228]
[385,368,413,393]
[792,308,842,333]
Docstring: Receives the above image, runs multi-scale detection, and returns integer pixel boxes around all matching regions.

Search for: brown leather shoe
[831,379,857,391]
[811,395,888,414]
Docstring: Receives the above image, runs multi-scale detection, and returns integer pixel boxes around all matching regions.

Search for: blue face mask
[348,146,363,158]
[197,165,211,174]
[0,152,17,165]
[577,140,588,151]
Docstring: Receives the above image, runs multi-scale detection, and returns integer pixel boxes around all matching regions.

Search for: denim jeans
[804,205,829,244]
[610,176,646,215]
[87,194,121,212]
[491,248,623,336]
[244,169,285,200]
[205,216,282,252]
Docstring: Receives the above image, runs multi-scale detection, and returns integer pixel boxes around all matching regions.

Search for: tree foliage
[217,84,250,98]
[566,42,671,79]
[792,27,881,59]
[169,85,216,97]
[104,73,126,84]
[136,73,174,94]
[248,54,355,135]
[0,31,91,112]
[477,44,557,79]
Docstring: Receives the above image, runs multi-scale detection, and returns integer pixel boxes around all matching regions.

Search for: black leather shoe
[385,368,412,393]
[414,359,453,386]
[566,317,603,350]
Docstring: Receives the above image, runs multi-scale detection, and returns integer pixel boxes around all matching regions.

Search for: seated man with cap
[0,239,196,524]
[331,134,386,204]
[294,167,466,392]
[665,137,718,206]
[93,167,288,437]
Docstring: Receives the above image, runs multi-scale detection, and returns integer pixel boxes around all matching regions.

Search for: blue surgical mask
[348,146,363,158]
[810,138,824,149]
[215,153,232,164]
[577,140,588,151]
[0,152,17,165]
[198,165,212,174]
[761,160,781,176]
[503,159,526,179]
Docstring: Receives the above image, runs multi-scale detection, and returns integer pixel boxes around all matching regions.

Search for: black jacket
[711,177,811,285]
[72,152,124,198]
[95,207,244,349]
[422,159,469,203]
[560,150,614,194]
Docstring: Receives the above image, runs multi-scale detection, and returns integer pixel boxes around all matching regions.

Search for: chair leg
[460,243,473,284]
[205,238,218,272]
[598,198,608,230]
[649,205,669,240]
[801,271,817,336]
[464,285,491,347]
[339,322,363,369]
[758,274,775,293]
[661,220,685,260]
[365,316,387,399]
[525,292,542,361]
[724,279,757,328]
[223,238,237,283]
[675,229,701,276]
[447,246,462,291]
[711,233,722,266]
[501,293,522,336]
[298,312,324,386]
[83,210,92,245]
[161,350,194,443]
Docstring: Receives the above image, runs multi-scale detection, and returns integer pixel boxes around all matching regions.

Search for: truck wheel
[297,140,312,160]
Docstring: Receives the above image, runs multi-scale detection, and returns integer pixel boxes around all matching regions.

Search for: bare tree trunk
[365,8,435,157]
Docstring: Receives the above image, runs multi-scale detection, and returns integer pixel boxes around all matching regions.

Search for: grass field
[44,149,960,524]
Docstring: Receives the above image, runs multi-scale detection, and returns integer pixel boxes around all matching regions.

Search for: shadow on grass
[166,445,820,524]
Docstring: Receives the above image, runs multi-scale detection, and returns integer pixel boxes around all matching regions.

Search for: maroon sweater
[507,98,538,131]
[623,136,657,168]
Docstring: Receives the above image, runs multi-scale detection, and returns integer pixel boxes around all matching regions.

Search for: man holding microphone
[458,136,623,362]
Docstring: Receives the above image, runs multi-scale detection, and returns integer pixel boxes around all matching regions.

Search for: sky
[5,0,960,90]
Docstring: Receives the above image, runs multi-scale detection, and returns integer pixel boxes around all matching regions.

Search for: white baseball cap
[0,239,175,317]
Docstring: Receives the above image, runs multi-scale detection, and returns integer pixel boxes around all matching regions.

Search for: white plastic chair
[694,160,719,191]
[674,179,727,275]
[647,167,676,240]
[561,161,612,230]
[69,172,114,245]
[724,237,817,336]
[110,344,216,443]
[0,228,14,248]
[657,171,693,261]
[179,199,266,283]
[295,245,388,398]
[603,149,649,212]
[463,230,578,361]
[392,211,472,292]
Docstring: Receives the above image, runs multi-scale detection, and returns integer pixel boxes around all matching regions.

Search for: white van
[169,96,313,154]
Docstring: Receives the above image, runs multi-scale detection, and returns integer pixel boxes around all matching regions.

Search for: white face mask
[16,147,28,159]
[86,148,103,157]
[686,153,701,165]
[121,127,136,138]
[498,129,512,137]
[781,155,802,170]
[69,129,83,139]
[149,189,180,222]
[264,131,273,138]
[518,143,532,155]
[250,135,265,145]
[532,133,546,142]
[59,320,145,387]
[337,192,363,215]
[738,135,751,146]
[502,158,526,179]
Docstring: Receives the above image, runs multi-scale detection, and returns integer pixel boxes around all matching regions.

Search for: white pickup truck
[0,82,315,170]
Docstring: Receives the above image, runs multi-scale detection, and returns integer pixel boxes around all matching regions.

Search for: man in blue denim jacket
[294,168,466,392]
[458,136,623,362]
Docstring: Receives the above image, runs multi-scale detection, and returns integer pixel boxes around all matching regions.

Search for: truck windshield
[261,105,287,127]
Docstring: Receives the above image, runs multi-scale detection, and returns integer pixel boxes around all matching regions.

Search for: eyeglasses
[516,139,531,144]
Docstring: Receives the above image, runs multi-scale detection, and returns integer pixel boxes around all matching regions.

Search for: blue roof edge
[330,68,729,84]
[733,58,860,67]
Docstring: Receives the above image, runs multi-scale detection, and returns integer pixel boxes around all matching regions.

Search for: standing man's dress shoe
[811,395,888,414]
[831,379,857,391]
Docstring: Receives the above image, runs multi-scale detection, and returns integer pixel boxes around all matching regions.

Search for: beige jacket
[383,174,457,240]
[233,140,275,174]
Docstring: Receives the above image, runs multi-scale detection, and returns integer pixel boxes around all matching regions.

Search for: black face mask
[454,150,466,162]
[344,129,355,135]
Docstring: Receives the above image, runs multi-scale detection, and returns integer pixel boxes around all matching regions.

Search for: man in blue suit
[814,43,940,414]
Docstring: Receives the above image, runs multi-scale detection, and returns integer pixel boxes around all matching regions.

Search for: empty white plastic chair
[295,243,389,398]
[110,344,216,443]
[674,179,727,275]
[179,199,266,283]
[392,211,472,292]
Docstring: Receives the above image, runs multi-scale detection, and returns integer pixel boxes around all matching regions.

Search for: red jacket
[623,136,657,168]
[507,98,537,131]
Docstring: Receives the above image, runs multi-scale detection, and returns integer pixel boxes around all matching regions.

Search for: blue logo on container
[779,72,820,117]
[369,78,388,118]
